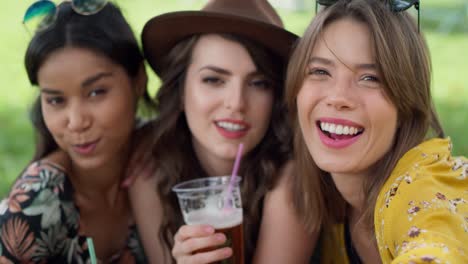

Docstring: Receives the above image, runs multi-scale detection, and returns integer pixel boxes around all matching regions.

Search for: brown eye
[250,79,272,90]
[45,96,65,105]
[89,88,107,98]
[202,76,224,86]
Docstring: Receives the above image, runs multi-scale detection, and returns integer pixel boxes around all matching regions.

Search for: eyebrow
[198,65,231,75]
[308,56,377,71]
[308,57,334,66]
[40,72,113,94]
[198,65,263,78]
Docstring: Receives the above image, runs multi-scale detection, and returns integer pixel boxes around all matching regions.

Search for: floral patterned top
[319,138,468,263]
[0,160,147,263]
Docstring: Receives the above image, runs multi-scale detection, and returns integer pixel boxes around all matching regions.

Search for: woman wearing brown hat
[124,0,317,263]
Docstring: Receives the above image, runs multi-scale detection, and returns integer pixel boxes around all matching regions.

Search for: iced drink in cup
[172,176,244,264]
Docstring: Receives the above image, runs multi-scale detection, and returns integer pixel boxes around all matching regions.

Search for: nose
[326,78,359,111]
[224,81,246,112]
[67,102,91,132]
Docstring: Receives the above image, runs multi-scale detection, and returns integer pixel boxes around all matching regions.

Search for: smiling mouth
[215,121,249,132]
[317,121,364,140]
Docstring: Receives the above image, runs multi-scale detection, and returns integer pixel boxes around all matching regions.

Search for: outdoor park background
[1,0,467,197]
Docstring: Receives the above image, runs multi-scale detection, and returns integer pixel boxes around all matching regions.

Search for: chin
[71,156,105,171]
[314,158,350,174]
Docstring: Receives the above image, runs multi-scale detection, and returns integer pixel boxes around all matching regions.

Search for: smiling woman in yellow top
[284,0,468,263]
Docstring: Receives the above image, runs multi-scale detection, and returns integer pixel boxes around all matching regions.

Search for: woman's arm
[253,161,319,264]
[129,173,172,263]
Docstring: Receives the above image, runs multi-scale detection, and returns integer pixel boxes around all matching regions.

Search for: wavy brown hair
[150,33,292,261]
[285,0,444,233]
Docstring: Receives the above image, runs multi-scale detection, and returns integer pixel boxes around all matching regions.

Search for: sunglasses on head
[23,0,108,34]
[315,0,420,32]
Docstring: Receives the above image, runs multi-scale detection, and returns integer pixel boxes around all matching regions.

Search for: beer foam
[185,208,243,229]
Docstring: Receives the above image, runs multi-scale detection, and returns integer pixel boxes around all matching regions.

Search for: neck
[70,148,129,207]
[330,172,365,212]
[193,147,233,177]
[199,155,233,177]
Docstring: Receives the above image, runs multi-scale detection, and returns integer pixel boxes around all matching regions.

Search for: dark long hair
[151,33,292,261]
[25,2,154,161]
[286,0,444,233]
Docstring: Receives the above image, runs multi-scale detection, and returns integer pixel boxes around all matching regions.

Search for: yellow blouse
[320,138,468,263]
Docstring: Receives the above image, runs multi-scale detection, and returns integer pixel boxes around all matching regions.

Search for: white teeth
[319,122,362,135]
[216,121,246,131]
[336,125,343,135]
[343,126,349,134]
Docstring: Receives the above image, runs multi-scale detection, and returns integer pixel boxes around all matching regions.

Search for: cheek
[104,98,136,128]
[253,92,274,125]
[369,101,398,156]
[41,107,62,136]
[184,86,217,121]
[296,88,315,130]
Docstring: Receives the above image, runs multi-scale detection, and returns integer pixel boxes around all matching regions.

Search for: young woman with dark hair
[125,0,317,263]
[0,1,153,262]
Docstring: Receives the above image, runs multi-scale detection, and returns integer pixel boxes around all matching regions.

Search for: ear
[134,63,148,98]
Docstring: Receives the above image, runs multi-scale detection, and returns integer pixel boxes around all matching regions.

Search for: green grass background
[1,0,467,197]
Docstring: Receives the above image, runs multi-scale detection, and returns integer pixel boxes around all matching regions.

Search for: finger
[174,225,215,243]
[182,247,233,264]
[174,233,226,257]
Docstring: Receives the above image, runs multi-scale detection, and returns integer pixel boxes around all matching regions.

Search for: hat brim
[142,11,298,76]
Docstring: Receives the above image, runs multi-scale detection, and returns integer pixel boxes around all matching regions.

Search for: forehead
[37,47,118,84]
[311,18,375,64]
[190,34,256,71]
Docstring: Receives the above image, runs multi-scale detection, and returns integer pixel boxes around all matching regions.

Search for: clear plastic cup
[173,176,244,264]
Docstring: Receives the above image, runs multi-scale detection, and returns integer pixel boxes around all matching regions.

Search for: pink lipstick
[73,140,99,155]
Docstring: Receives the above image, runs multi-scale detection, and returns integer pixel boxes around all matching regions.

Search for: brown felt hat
[142,0,298,76]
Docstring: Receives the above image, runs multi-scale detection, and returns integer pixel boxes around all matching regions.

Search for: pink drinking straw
[225,143,244,210]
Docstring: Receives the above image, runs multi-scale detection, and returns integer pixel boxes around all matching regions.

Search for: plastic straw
[87,237,97,264]
[225,143,244,209]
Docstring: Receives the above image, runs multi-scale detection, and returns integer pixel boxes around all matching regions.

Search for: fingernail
[215,234,225,241]
[223,247,233,257]
[204,226,214,233]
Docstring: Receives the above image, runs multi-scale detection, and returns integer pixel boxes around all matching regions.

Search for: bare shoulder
[273,160,296,191]
[254,159,316,263]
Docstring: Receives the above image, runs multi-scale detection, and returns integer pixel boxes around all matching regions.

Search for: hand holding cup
[172,224,233,264]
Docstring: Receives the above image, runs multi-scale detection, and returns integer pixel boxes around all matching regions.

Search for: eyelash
[307,67,381,84]
[202,76,224,86]
[89,88,107,97]
[45,96,64,105]
[308,68,330,76]
[249,79,272,89]
[361,75,379,82]
[43,88,108,106]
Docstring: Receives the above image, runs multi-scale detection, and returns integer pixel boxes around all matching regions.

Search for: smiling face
[297,18,398,179]
[38,47,141,171]
[183,34,274,174]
